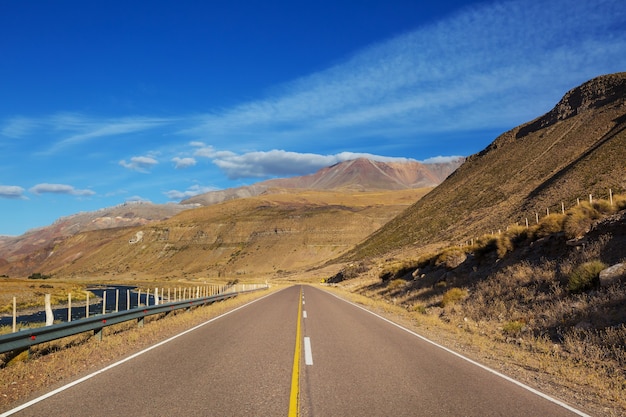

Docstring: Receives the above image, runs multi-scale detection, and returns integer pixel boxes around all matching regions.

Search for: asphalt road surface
[3,285,590,417]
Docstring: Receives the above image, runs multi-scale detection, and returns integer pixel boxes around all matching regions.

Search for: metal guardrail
[0,286,267,355]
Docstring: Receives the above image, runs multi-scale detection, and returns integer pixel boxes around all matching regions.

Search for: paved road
[4,285,589,417]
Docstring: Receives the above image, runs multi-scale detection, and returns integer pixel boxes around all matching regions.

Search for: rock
[599,263,626,287]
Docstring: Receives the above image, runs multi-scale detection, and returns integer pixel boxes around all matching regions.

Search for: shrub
[380,260,418,281]
[440,287,467,307]
[502,320,526,336]
[563,204,597,239]
[592,199,615,215]
[472,236,498,260]
[614,194,626,210]
[533,213,566,238]
[411,304,427,314]
[435,247,467,269]
[567,260,606,292]
[28,272,51,280]
[388,278,406,290]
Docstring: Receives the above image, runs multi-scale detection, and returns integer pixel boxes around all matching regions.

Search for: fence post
[115,289,120,312]
[86,292,90,318]
[45,294,53,326]
[137,289,142,307]
[102,291,107,315]
[589,194,593,203]
[127,289,130,310]
[561,202,565,214]
[610,189,613,206]
[12,296,16,333]
[68,293,72,322]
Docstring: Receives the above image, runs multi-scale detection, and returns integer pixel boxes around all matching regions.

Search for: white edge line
[304,337,313,365]
[0,289,282,417]
[323,289,592,417]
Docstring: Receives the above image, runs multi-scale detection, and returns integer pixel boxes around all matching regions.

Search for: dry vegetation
[332,195,626,416]
[0,279,90,316]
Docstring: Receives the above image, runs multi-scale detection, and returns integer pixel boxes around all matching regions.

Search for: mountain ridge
[182,157,463,205]
[348,72,626,259]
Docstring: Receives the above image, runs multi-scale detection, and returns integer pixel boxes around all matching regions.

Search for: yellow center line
[288,286,303,417]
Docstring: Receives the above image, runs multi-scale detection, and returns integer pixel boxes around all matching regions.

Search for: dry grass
[339,197,626,416]
[333,276,626,417]
[0,278,90,316]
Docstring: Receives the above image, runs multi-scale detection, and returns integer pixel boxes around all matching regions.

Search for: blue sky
[1,0,625,236]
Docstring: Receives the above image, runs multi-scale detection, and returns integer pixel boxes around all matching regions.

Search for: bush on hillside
[563,204,598,239]
[592,199,615,215]
[533,213,566,238]
[435,247,467,269]
[380,260,417,282]
[472,236,498,260]
[440,287,468,307]
[567,260,606,293]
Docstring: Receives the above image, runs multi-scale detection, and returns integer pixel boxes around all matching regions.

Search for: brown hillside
[349,73,626,258]
[0,188,429,280]
[0,202,192,263]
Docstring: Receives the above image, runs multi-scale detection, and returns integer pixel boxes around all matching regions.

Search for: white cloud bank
[192,145,415,179]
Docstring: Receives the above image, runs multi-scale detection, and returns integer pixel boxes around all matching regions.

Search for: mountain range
[0,157,462,278]
[0,72,624,281]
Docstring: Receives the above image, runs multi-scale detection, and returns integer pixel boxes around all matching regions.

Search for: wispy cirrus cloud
[183,0,626,151]
[1,113,174,153]
[29,183,95,196]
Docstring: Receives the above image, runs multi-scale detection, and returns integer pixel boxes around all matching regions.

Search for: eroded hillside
[0,189,429,280]
[350,73,626,259]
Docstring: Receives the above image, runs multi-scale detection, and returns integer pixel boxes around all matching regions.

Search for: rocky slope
[349,72,626,258]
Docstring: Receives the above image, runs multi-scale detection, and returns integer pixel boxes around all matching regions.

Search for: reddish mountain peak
[260,158,462,191]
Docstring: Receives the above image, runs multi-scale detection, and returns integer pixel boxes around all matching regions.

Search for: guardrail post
[137,316,144,328]
[94,327,103,341]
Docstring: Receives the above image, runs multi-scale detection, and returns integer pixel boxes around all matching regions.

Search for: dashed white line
[303,310,307,318]
[304,337,313,365]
